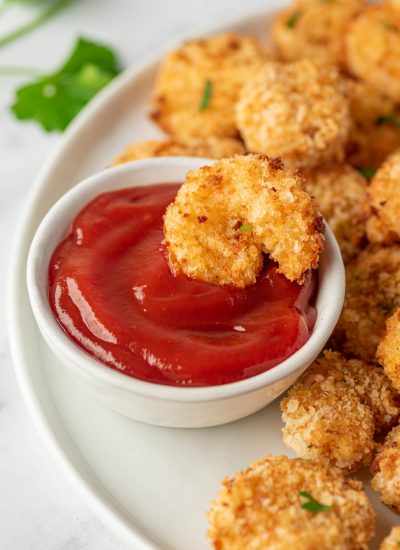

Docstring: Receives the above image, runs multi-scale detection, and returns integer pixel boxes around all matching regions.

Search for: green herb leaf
[299,491,331,513]
[286,11,302,28]
[396,540,400,547]
[355,166,377,179]
[11,36,120,132]
[199,79,213,112]
[376,114,400,128]
[239,224,252,232]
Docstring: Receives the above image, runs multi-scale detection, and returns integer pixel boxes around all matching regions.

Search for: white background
[0,1,274,548]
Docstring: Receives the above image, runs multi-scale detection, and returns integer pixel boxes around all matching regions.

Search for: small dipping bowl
[27,157,345,428]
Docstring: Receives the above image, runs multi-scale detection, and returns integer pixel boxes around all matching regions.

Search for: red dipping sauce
[49,183,317,387]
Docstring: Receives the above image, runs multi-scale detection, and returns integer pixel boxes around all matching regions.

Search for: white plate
[7,5,399,549]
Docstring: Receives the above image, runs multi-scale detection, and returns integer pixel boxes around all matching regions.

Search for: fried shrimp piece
[346,80,400,170]
[150,32,267,140]
[110,137,245,166]
[367,151,400,245]
[371,425,400,512]
[332,245,400,363]
[380,526,400,550]
[377,308,400,393]
[302,164,367,264]
[271,0,363,67]
[236,60,350,168]
[281,352,376,472]
[207,455,375,550]
[163,155,324,287]
[346,5,400,101]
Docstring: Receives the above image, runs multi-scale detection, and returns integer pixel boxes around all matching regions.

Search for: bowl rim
[27,156,345,403]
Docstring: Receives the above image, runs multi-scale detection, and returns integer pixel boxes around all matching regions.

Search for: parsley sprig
[10,36,121,132]
[299,491,332,513]
[0,0,76,50]
[239,224,252,232]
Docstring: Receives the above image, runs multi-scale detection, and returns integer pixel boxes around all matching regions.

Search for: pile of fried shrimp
[111,0,400,547]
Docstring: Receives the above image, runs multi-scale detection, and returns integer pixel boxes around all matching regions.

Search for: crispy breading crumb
[371,425,400,512]
[367,150,400,245]
[207,455,375,550]
[235,60,350,168]
[346,80,400,170]
[110,137,245,166]
[377,308,400,393]
[331,245,400,363]
[150,32,268,140]
[271,0,362,67]
[346,5,400,101]
[302,164,367,264]
[163,154,324,287]
[380,526,400,550]
[281,351,377,472]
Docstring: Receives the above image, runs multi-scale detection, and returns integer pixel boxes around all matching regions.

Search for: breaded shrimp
[346,5,400,101]
[346,80,400,170]
[207,455,375,550]
[367,150,400,245]
[163,154,324,287]
[302,164,367,263]
[281,351,376,472]
[371,425,400,512]
[150,33,267,140]
[110,137,245,166]
[377,308,400,393]
[331,245,400,363]
[236,60,350,168]
[271,0,362,67]
[380,526,400,550]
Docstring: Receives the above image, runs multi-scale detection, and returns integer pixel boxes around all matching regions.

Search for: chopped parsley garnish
[239,224,252,232]
[382,19,397,32]
[376,114,400,128]
[355,166,377,179]
[396,541,400,547]
[199,79,213,112]
[299,491,332,513]
[11,36,120,132]
[286,11,302,29]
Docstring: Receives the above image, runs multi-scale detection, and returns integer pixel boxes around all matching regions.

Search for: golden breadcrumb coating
[207,455,375,550]
[367,150,400,244]
[377,308,400,393]
[271,0,362,67]
[371,425,400,512]
[346,80,400,170]
[346,5,400,101]
[236,60,350,168]
[302,164,367,264]
[332,245,400,363]
[150,32,267,140]
[163,154,324,287]
[110,137,245,166]
[281,351,376,472]
[380,526,400,550]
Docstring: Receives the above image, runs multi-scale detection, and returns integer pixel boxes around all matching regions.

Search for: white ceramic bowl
[27,157,345,428]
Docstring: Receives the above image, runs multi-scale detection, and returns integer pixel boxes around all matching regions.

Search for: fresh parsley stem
[0,2,10,17]
[0,0,75,50]
[0,66,40,76]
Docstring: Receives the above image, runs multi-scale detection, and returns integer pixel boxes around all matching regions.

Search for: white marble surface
[0,1,272,548]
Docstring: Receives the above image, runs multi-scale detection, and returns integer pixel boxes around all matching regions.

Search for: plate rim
[6,5,282,550]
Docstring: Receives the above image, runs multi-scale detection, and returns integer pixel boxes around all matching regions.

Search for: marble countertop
[0,0,274,548]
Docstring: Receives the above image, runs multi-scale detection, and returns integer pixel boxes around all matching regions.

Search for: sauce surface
[49,183,317,387]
